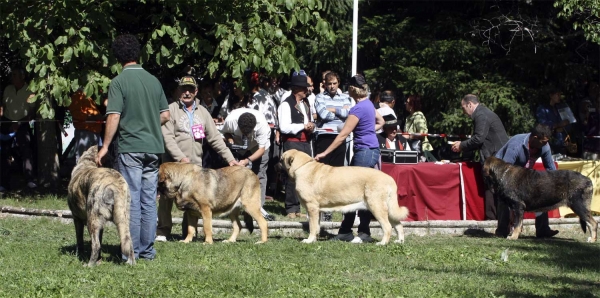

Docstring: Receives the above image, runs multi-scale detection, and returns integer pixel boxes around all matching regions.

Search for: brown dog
[67,146,135,266]
[483,156,597,242]
[158,162,268,244]
[279,149,409,245]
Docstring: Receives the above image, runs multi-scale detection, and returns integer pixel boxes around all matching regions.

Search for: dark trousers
[1,120,35,188]
[314,134,346,167]
[495,197,552,237]
[282,140,311,214]
[485,189,497,220]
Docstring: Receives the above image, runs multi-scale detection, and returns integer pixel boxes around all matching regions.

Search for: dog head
[157,163,181,200]
[482,156,507,193]
[279,149,313,180]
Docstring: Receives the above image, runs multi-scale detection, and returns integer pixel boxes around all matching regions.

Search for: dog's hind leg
[302,203,320,244]
[569,188,597,242]
[370,209,392,245]
[242,205,268,244]
[86,218,103,267]
[73,218,86,259]
[224,208,241,243]
[507,205,524,240]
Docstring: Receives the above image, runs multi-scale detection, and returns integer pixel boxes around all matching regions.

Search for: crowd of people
[1,33,600,258]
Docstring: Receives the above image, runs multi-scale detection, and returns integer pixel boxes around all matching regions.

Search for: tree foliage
[350,1,598,137]
[555,0,600,44]
[0,0,335,119]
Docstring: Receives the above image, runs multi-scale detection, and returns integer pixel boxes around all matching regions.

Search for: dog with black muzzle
[483,156,597,242]
[67,146,135,266]
[158,162,268,244]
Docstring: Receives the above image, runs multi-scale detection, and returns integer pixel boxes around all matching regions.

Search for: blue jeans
[119,152,160,260]
[339,147,380,235]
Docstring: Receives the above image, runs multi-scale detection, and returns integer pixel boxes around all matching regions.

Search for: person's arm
[96,113,120,166]
[540,145,557,171]
[278,102,304,134]
[161,106,187,162]
[458,112,490,152]
[202,109,236,165]
[314,115,358,161]
[315,96,337,121]
[375,109,384,131]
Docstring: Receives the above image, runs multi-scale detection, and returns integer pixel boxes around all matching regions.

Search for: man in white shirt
[221,108,274,220]
[277,75,315,218]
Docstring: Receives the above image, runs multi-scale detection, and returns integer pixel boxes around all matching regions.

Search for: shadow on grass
[60,242,128,265]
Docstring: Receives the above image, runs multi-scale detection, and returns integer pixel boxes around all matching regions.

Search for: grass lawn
[1,215,599,297]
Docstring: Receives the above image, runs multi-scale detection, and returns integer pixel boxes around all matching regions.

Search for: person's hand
[304,122,315,132]
[240,158,251,167]
[451,141,462,153]
[180,157,190,163]
[314,152,326,161]
[96,146,108,166]
[327,107,336,113]
[229,160,240,166]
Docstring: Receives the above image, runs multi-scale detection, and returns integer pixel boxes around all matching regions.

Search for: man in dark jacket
[451,94,509,221]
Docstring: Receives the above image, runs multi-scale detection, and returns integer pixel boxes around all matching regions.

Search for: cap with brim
[349,75,367,89]
[382,114,398,128]
[179,76,197,87]
[289,75,311,87]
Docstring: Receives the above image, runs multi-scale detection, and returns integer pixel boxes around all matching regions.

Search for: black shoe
[357,232,376,243]
[263,214,276,221]
[536,229,559,238]
[330,233,354,242]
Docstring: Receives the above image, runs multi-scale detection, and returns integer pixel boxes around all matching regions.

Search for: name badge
[191,124,205,140]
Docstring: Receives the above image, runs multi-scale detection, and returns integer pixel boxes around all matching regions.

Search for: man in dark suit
[377,114,410,151]
[451,94,509,221]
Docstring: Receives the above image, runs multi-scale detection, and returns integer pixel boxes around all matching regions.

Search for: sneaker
[320,212,332,222]
[350,236,363,244]
[263,214,276,221]
[330,233,355,242]
[536,230,559,238]
[155,235,167,242]
[27,181,37,189]
[356,232,376,243]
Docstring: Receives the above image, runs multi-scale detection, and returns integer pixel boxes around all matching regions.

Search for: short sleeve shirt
[106,64,169,154]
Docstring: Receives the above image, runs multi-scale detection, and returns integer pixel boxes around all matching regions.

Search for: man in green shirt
[97,34,170,261]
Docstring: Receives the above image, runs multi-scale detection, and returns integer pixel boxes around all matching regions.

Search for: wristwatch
[246,158,253,168]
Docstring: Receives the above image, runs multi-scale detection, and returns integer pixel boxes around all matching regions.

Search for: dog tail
[243,212,255,234]
[580,219,587,233]
[387,186,409,223]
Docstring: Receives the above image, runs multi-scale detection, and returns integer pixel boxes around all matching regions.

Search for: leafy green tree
[0,0,335,119]
[555,0,600,44]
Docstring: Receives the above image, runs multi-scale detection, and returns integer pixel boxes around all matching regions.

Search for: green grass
[1,216,599,297]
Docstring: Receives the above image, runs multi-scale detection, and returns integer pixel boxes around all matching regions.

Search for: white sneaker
[155,235,167,242]
[350,236,363,244]
[27,182,37,189]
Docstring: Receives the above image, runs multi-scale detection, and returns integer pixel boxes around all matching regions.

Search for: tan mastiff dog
[158,162,268,244]
[68,146,135,266]
[279,149,409,245]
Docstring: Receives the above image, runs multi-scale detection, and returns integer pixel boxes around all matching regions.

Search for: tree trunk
[36,121,60,189]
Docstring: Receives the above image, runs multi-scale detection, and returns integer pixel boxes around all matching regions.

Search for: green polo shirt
[106,64,169,154]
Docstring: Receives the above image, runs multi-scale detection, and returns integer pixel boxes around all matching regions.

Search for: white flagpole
[349,0,359,164]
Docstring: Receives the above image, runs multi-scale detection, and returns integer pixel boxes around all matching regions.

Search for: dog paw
[375,241,387,246]
[394,239,405,244]
[222,239,236,243]
[179,239,192,243]
[301,238,315,244]
[507,236,518,240]
[254,241,266,244]
[587,237,595,243]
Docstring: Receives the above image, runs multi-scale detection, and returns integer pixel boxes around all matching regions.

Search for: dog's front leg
[507,205,524,240]
[200,206,214,244]
[302,204,320,243]
[181,212,198,243]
